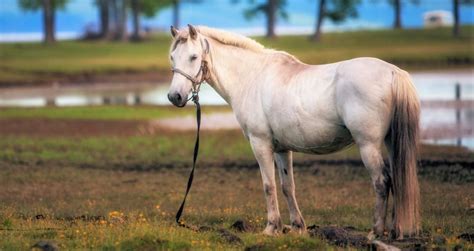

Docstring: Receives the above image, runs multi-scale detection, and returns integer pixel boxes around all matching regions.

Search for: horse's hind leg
[358,142,391,237]
[249,136,282,235]
[275,151,306,233]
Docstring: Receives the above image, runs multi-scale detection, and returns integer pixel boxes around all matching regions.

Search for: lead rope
[175,92,201,229]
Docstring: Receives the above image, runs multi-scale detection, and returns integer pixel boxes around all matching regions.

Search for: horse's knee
[264,183,276,197]
[281,184,291,198]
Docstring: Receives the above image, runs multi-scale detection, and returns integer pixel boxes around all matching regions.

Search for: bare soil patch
[0,118,145,137]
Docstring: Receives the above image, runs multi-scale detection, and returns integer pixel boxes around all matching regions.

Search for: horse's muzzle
[168,92,187,107]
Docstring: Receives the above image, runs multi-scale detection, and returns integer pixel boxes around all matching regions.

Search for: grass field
[0,105,231,120]
[0,106,473,250]
[0,26,473,85]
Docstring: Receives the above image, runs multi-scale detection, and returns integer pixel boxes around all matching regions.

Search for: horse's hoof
[282,224,292,234]
[291,221,307,234]
[262,228,279,236]
[367,231,377,241]
[263,222,282,236]
[368,228,386,240]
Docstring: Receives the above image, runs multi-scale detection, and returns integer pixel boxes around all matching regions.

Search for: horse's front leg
[249,136,282,235]
[274,151,306,233]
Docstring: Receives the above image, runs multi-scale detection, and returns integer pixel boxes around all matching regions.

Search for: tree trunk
[173,0,180,28]
[131,0,140,40]
[453,0,460,37]
[43,0,55,44]
[394,0,402,29]
[98,0,109,38]
[312,0,325,41]
[117,0,128,41]
[109,0,118,40]
[266,0,276,38]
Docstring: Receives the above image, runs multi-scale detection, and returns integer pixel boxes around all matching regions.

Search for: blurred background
[0,0,472,148]
[0,1,473,250]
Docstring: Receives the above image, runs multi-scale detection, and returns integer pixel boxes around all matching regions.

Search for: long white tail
[389,69,421,238]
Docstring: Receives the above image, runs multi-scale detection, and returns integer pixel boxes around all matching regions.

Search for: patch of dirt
[31,240,59,251]
[230,219,254,233]
[307,225,436,249]
[244,244,269,251]
[70,157,473,184]
[150,113,239,131]
[307,225,368,248]
[0,118,146,137]
[458,232,474,242]
[217,228,243,244]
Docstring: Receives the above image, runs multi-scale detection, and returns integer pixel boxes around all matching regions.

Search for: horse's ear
[188,24,198,40]
[170,26,179,38]
[203,39,210,54]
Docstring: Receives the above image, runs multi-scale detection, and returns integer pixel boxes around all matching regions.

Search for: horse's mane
[171,26,303,64]
[197,26,265,52]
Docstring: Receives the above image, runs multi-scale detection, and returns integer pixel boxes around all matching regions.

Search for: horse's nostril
[176,93,182,102]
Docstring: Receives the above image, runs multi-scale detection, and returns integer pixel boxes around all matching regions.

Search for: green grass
[0,131,254,167]
[0,26,473,85]
[0,105,231,120]
[0,133,472,249]
[0,162,472,250]
[0,105,473,249]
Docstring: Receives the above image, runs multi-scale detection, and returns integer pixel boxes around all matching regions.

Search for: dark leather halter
[171,42,210,101]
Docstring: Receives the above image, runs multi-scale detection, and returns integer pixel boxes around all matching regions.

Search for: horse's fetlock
[268,218,282,229]
[373,222,385,237]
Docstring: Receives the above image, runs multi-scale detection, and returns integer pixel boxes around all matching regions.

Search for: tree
[393,0,401,29]
[96,0,110,38]
[113,0,128,41]
[172,0,180,27]
[387,0,419,29]
[92,0,128,41]
[93,0,194,41]
[243,0,288,39]
[167,0,201,28]
[453,0,474,37]
[311,0,360,41]
[130,0,141,40]
[18,0,69,44]
[130,0,173,40]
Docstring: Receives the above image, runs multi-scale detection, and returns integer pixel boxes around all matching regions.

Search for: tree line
[19,0,473,44]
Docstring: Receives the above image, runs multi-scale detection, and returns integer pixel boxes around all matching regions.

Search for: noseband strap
[171,58,210,97]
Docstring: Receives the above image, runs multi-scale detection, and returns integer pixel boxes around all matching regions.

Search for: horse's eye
[170,56,174,61]
[190,55,198,61]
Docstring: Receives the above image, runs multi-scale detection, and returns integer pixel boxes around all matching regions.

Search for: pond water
[0,69,473,149]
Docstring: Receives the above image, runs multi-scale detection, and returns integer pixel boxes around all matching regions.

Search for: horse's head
[168,24,210,107]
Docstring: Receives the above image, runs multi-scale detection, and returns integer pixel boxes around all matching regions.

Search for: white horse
[167,25,420,239]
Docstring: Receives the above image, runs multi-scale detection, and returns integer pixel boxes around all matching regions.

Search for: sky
[0,0,473,39]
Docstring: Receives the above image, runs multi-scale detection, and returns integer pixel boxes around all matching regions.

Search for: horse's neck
[206,42,267,106]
